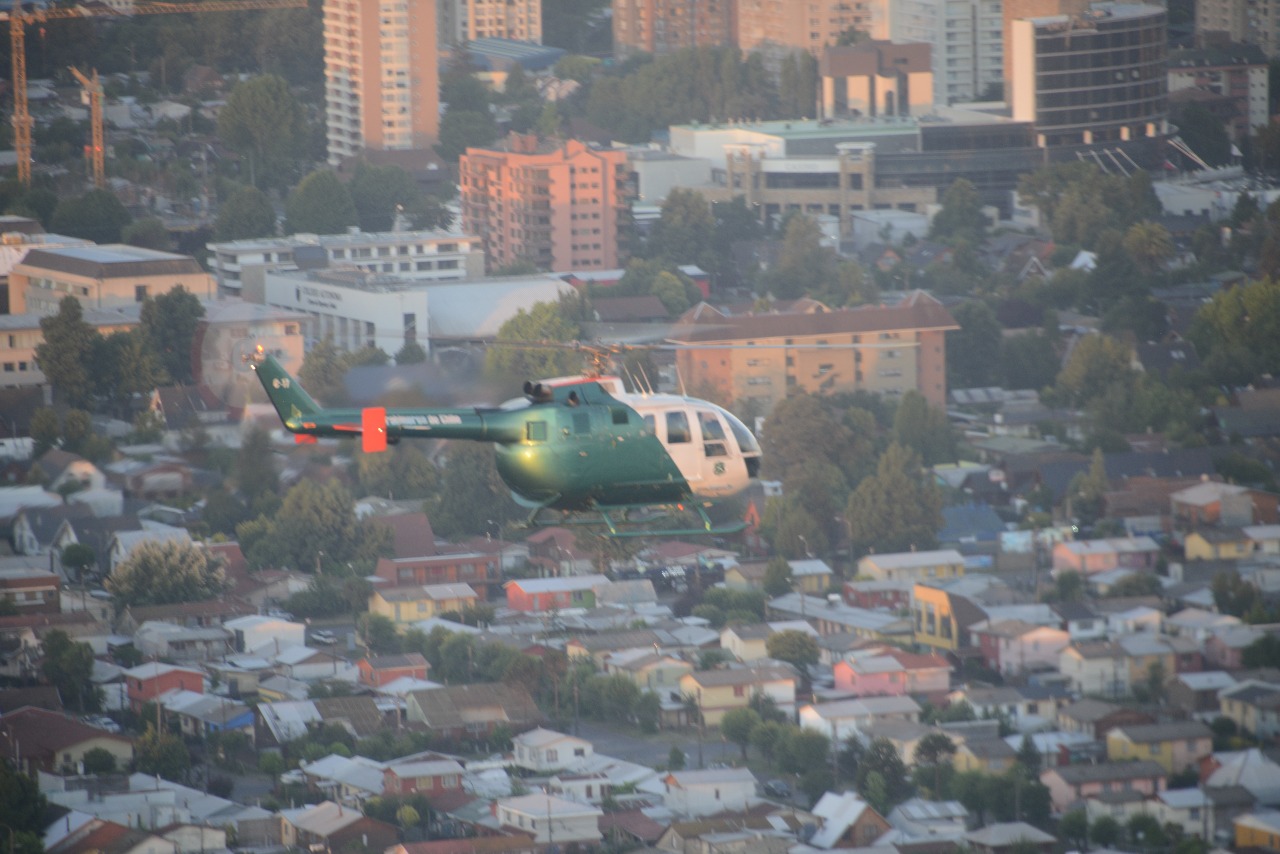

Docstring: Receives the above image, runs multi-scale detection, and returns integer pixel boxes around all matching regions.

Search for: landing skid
[522,501,747,538]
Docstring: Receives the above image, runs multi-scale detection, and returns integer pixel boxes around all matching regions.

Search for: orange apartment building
[459,134,630,273]
[613,0,876,60]
[736,0,879,60]
[670,292,957,412]
[324,0,439,165]
[612,0,734,58]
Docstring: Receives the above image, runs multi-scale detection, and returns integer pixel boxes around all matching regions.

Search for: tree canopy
[106,539,227,607]
[285,170,358,235]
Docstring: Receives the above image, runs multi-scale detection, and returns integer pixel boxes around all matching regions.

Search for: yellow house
[1105,721,1214,774]
[1234,811,1280,850]
[1184,528,1253,561]
[952,738,1017,774]
[604,651,693,692]
[678,663,796,726]
[369,583,479,625]
[911,583,984,652]
[724,563,768,590]
[860,550,965,582]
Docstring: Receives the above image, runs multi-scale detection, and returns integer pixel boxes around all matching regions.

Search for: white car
[311,630,337,645]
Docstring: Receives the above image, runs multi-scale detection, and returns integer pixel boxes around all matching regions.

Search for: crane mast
[2,0,308,187]
[69,67,104,189]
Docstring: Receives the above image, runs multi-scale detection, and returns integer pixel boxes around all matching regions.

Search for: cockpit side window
[667,411,691,444]
[699,411,728,457]
[643,414,656,436]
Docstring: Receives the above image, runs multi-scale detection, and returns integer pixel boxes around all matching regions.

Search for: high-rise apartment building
[324,0,439,165]
[1009,2,1167,148]
[438,0,542,45]
[735,0,879,61]
[459,135,631,273]
[612,0,733,58]
[874,0,1004,104]
[1196,0,1280,56]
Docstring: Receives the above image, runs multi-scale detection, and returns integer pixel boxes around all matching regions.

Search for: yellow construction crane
[69,67,104,189]
[3,0,308,186]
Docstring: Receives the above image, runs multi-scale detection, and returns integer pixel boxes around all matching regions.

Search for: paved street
[573,719,741,768]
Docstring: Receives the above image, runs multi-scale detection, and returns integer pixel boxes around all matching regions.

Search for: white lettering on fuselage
[387,414,463,426]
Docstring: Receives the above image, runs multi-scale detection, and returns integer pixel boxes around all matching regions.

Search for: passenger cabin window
[611,408,628,425]
[700,411,728,457]
[667,411,691,444]
[526,421,547,442]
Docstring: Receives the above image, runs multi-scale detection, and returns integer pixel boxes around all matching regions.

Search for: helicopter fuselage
[251,354,760,514]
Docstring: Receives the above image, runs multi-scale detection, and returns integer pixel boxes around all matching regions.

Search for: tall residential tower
[324,0,439,165]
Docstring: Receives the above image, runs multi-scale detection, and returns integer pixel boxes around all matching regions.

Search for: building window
[135,285,148,301]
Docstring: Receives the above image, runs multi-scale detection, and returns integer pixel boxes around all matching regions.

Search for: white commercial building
[206,229,486,299]
[262,268,574,355]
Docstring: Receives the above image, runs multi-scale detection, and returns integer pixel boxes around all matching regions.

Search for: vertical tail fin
[250,350,321,429]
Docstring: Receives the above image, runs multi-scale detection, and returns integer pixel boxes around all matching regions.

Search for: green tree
[1016,734,1041,774]
[106,539,226,607]
[235,424,279,503]
[217,74,307,188]
[298,337,349,405]
[760,393,855,482]
[913,732,956,794]
[1122,221,1175,278]
[930,179,986,244]
[92,329,164,417]
[891,390,955,465]
[1060,809,1089,851]
[1054,334,1134,408]
[667,745,686,770]
[1091,816,1121,847]
[61,542,97,583]
[427,443,520,538]
[81,746,117,774]
[253,478,366,572]
[135,725,190,781]
[36,297,98,407]
[121,217,172,250]
[285,170,358,235]
[721,707,762,758]
[349,162,424,232]
[50,189,131,244]
[948,301,1003,388]
[1054,570,1085,604]
[484,301,582,384]
[395,339,428,365]
[41,629,100,713]
[356,443,439,500]
[214,184,276,241]
[855,737,912,810]
[763,557,793,597]
[435,109,499,162]
[1001,332,1061,392]
[779,727,831,775]
[762,214,839,299]
[1067,448,1109,525]
[1242,633,1280,668]
[1189,277,1280,386]
[765,631,819,685]
[0,759,48,842]
[846,443,943,556]
[761,493,830,559]
[140,286,205,385]
[647,188,716,271]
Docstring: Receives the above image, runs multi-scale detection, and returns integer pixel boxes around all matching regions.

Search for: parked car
[311,630,337,645]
